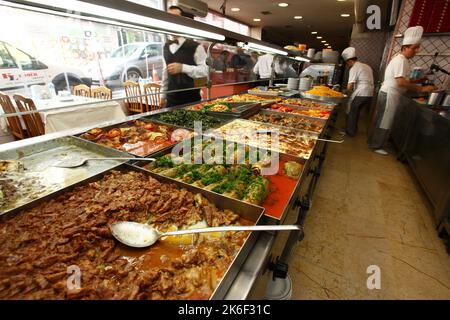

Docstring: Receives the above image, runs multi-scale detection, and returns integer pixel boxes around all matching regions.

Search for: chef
[342,47,374,137]
[368,26,435,155]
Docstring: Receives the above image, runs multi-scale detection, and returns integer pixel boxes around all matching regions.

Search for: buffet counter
[391,96,450,233]
[0,93,339,300]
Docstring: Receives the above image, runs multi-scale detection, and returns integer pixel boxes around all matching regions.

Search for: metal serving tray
[300,91,348,104]
[280,98,337,109]
[77,118,193,158]
[148,109,236,131]
[184,100,262,118]
[249,109,327,135]
[133,136,308,222]
[264,103,333,120]
[204,119,318,160]
[0,136,128,215]
[1,163,265,300]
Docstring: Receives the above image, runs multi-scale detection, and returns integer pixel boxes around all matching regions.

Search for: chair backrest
[124,81,145,114]
[13,95,45,137]
[143,83,161,111]
[91,86,112,100]
[0,92,27,140]
[74,84,91,97]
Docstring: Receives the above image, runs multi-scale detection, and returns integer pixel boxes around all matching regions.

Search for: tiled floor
[289,110,450,300]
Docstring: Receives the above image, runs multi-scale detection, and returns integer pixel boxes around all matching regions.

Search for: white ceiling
[202,0,355,51]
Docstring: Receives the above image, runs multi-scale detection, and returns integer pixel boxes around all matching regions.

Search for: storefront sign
[364,0,391,31]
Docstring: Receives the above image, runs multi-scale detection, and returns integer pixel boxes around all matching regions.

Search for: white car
[0,41,91,95]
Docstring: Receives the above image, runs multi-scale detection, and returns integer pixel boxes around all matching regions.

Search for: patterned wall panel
[350,32,388,83]
[388,0,450,89]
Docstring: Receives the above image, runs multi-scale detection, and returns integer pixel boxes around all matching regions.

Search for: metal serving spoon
[53,157,155,168]
[110,221,301,248]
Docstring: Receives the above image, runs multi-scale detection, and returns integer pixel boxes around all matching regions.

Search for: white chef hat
[342,47,356,61]
[402,26,424,45]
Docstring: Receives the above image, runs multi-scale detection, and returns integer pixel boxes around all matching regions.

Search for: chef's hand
[167,63,183,75]
[420,85,437,93]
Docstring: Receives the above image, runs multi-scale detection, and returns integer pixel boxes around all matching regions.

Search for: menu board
[409,0,450,33]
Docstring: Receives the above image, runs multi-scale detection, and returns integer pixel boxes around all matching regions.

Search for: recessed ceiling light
[321,40,326,43]
[311,31,318,34]
[325,43,329,46]
[341,13,350,17]
[337,0,346,2]
[253,18,261,22]
[231,7,240,12]
[328,46,332,48]
[278,3,289,7]
[317,36,322,39]
[294,16,303,19]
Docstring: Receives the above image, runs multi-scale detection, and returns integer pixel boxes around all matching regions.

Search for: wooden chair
[13,95,45,137]
[74,84,91,97]
[143,83,162,111]
[0,92,28,140]
[91,86,112,100]
[124,81,145,114]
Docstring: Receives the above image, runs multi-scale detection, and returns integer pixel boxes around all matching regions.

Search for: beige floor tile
[290,111,450,300]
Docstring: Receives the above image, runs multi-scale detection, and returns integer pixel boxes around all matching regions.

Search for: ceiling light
[325,43,329,46]
[231,7,240,12]
[341,13,351,17]
[17,0,225,41]
[278,3,289,7]
[253,18,261,22]
[294,16,303,19]
[337,0,346,2]
[321,40,326,43]
[311,31,318,34]
[328,46,332,49]
[247,42,288,56]
[317,36,322,39]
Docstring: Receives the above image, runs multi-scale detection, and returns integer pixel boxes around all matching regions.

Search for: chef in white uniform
[342,47,374,137]
[368,26,435,155]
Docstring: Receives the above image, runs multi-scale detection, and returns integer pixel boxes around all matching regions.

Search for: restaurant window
[0,42,17,69]
[5,44,36,71]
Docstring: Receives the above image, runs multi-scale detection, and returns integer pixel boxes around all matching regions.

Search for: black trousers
[346,96,373,137]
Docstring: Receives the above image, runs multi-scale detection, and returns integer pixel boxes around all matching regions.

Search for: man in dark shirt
[162,6,208,107]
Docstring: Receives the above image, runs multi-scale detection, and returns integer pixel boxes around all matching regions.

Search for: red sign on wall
[409,0,450,33]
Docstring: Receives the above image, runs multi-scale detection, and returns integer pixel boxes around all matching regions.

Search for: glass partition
[0,1,299,144]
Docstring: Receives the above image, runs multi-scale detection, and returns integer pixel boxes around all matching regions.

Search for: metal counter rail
[222,106,339,299]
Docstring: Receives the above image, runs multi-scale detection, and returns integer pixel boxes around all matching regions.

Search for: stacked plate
[287,78,300,91]
[299,77,312,91]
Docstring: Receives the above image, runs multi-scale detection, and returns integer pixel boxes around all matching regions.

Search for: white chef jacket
[253,54,274,79]
[348,61,374,97]
[162,37,208,95]
[380,53,410,94]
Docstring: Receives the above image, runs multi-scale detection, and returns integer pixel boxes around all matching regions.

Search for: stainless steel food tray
[184,100,262,118]
[264,103,333,120]
[280,98,337,109]
[0,163,265,300]
[250,109,327,135]
[204,119,318,160]
[76,118,193,158]
[147,109,236,131]
[0,136,129,215]
[133,136,308,222]
[300,91,348,104]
